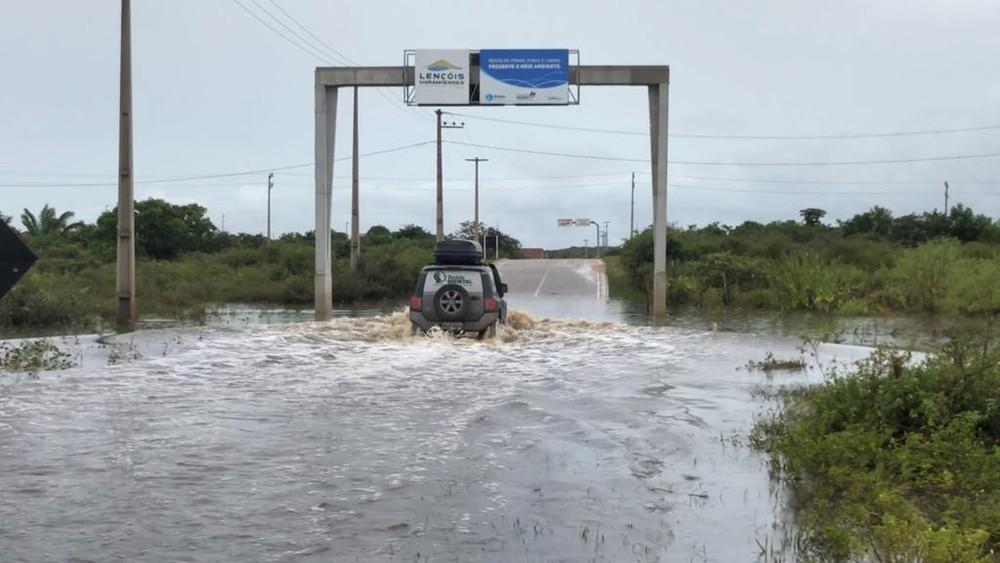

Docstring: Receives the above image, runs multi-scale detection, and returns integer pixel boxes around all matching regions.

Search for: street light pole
[465,157,488,240]
[588,220,602,258]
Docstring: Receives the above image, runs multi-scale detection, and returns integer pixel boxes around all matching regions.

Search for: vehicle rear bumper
[409,311,499,333]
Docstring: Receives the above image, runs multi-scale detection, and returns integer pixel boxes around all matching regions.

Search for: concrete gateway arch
[313,63,670,324]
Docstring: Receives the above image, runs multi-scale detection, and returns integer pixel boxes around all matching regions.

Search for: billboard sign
[479,49,569,105]
[413,49,470,105]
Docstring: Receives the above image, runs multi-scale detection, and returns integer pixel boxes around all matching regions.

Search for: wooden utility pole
[351,86,360,270]
[944,181,950,214]
[116,0,136,330]
[266,172,274,240]
[435,110,464,241]
[630,171,635,239]
[465,157,488,241]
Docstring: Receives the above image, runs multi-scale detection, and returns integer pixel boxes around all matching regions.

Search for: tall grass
[0,239,432,336]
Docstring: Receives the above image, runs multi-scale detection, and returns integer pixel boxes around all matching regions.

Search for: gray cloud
[2,0,999,248]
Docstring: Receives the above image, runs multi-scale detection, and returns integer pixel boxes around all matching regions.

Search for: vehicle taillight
[484,297,498,312]
[409,296,422,311]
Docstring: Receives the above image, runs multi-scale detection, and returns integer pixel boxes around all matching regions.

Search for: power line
[445,112,1000,140]
[670,182,931,196]
[0,141,434,188]
[444,140,1000,167]
[231,0,427,123]
[262,0,427,122]
[265,0,432,122]
[667,173,943,186]
[246,0,341,63]
[231,0,330,62]
[265,0,357,66]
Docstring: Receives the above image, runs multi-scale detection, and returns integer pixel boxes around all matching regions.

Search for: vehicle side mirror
[500,283,508,294]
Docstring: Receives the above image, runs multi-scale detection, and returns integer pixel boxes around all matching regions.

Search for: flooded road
[0,260,871,562]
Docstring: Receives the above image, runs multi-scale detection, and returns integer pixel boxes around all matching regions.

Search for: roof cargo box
[434,240,483,265]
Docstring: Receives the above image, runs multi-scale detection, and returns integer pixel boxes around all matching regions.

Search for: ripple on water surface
[0,312,869,562]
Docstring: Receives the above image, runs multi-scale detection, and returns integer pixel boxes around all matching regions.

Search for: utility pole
[351,86,360,271]
[944,181,950,214]
[116,0,136,330]
[630,171,635,239]
[465,157,488,240]
[602,221,610,254]
[435,110,464,241]
[266,172,274,240]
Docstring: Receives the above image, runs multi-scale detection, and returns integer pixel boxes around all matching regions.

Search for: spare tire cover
[433,284,470,320]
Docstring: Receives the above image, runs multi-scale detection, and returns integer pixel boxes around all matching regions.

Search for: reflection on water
[2,300,880,562]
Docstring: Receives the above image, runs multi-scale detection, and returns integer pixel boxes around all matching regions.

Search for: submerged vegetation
[744,352,808,374]
[753,335,1000,562]
[0,339,75,374]
[615,205,1000,316]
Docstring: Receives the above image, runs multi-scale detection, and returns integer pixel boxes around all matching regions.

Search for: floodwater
[0,293,875,561]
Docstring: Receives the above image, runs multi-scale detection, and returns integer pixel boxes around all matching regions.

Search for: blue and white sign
[479,49,569,105]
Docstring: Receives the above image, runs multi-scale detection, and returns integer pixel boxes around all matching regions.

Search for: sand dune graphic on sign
[427,59,462,71]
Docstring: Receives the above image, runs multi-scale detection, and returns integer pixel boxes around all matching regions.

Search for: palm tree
[20,205,82,236]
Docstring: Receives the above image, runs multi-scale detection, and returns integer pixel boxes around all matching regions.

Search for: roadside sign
[413,50,470,105]
[574,218,592,226]
[0,223,37,300]
[557,218,573,226]
[479,49,569,105]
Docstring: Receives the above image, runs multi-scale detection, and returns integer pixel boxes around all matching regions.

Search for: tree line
[0,199,523,334]
[615,205,1000,316]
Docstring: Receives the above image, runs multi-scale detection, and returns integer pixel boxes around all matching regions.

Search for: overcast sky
[2,0,999,248]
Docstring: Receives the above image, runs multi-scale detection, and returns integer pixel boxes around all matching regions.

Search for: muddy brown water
[0,299,875,562]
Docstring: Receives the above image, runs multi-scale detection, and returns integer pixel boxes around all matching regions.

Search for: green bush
[753,340,1000,561]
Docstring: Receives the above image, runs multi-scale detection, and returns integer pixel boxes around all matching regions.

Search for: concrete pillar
[315,83,338,320]
[649,82,669,325]
[350,86,360,271]
[648,86,659,207]
[116,0,136,330]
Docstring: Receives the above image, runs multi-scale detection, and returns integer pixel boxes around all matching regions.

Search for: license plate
[440,322,463,332]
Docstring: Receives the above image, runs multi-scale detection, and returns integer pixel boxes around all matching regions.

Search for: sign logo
[427,59,462,72]
[433,271,446,284]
